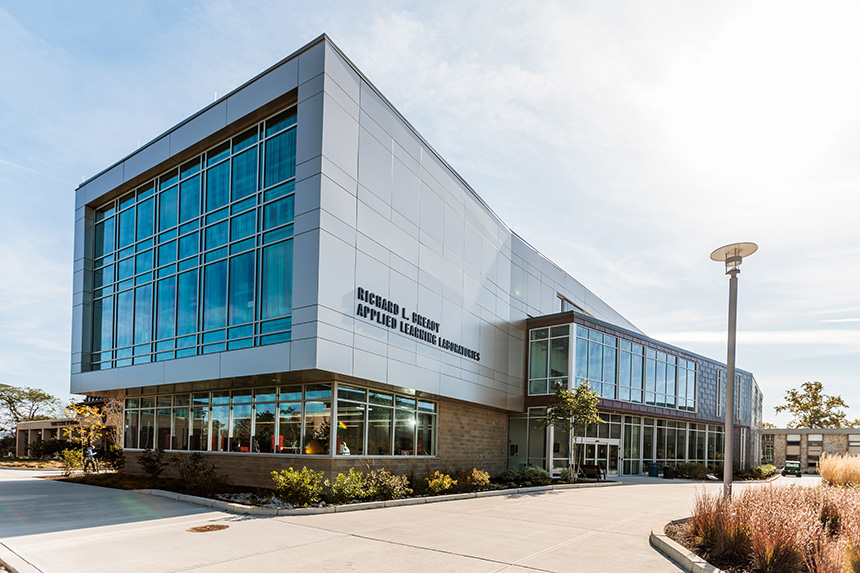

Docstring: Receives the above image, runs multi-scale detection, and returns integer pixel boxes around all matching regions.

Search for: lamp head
[710,242,758,275]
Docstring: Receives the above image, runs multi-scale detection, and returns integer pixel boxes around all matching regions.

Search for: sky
[1,1,859,426]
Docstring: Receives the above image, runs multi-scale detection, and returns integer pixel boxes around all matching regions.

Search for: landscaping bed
[45,453,610,511]
[666,484,860,572]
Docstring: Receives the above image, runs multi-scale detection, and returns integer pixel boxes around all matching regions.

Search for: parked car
[782,460,802,477]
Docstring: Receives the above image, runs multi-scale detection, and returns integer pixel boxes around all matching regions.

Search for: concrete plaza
[0,468,808,572]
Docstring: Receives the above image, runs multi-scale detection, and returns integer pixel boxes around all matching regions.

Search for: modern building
[762,428,860,474]
[71,35,763,487]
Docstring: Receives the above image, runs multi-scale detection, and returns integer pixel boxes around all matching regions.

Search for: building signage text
[355,287,480,361]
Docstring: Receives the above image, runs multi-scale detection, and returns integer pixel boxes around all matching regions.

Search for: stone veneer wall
[123,398,508,489]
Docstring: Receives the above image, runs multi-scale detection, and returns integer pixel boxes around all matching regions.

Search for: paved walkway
[0,468,805,572]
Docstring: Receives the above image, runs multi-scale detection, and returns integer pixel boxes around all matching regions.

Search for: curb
[649,518,722,573]
[139,479,621,517]
[0,541,41,573]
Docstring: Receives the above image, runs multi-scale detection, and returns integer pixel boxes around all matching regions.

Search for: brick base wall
[123,398,508,489]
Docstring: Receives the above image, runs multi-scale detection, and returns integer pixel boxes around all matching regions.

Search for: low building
[763,428,860,473]
[15,418,79,457]
[70,34,763,487]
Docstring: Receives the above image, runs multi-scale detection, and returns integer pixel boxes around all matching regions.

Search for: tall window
[91,108,297,370]
[573,325,696,411]
[528,326,569,395]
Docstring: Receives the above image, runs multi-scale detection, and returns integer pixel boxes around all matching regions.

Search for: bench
[579,464,606,481]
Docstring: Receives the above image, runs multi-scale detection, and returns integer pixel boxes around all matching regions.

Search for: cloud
[655,329,860,347]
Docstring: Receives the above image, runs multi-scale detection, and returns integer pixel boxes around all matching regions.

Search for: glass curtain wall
[91,108,297,370]
[123,383,437,457]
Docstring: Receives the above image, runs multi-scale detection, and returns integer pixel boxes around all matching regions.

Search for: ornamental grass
[689,485,860,572]
[819,453,860,487]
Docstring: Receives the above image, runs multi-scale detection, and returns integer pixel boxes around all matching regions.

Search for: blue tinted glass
[206,207,228,225]
[177,270,198,336]
[94,265,113,288]
[263,195,294,230]
[263,225,293,244]
[205,221,228,250]
[178,257,197,271]
[263,180,294,203]
[228,325,253,339]
[157,265,175,278]
[117,256,134,281]
[207,142,230,166]
[261,332,291,345]
[158,186,178,231]
[134,284,153,344]
[156,277,176,340]
[136,199,154,240]
[261,316,291,334]
[206,162,229,212]
[135,250,153,274]
[231,148,257,201]
[230,238,255,254]
[119,192,135,210]
[229,252,254,326]
[231,196,255,215]
[231,211,255,241]
[134,273,152,286]
[159,229,177,242]
[136,238,153,252]
[205,247,228,263]
[178,232,199,259]
[233,127,257,152]
[137,183,154,200]
[264,129,296,188]
[92,296,113,352]
[202,260,228,330]
[118,207,135,248]
[261,240,292,319]
[180,157,200,179]
[157,241,176,266]
[265,110,296,136]
[160,169,179,190]
[179,220,198,235]
[179,175,200,223]
[94,218,115,257]
[116,290,134,346]
[95,204,115,222]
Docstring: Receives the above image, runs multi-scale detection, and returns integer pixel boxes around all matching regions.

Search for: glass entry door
[580,439,620,475]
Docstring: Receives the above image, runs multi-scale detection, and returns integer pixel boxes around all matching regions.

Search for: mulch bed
[665,520,749,573]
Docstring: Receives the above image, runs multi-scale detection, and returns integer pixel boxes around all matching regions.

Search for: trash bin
[648,461,660,477]
[663,465,675,479]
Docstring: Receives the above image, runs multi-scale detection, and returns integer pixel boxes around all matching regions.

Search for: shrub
[172,452,225,497]
[559,467,573,483]
[675,462,709,480]
[426,471,457,494]
[461,468,491,492]
[819,453,860,486]
[366,469,412,500]
[60,448,82,476]
[497,468,521,485]
[138,448,167,478]
[271,467,324,507]
[750,464,778,479]
[30,438,73,459]
[101,445,125,472]
[326,468,370,504]
[521,465,551,486]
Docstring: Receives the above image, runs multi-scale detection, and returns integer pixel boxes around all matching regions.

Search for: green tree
[0,385,61,433]
[535,382,604,481]
[774,381,850,428]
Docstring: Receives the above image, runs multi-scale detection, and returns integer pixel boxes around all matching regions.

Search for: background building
[763,428,860,474]
[71,35,762,487]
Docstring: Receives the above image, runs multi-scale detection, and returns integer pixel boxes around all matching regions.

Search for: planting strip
[138,480,621,516]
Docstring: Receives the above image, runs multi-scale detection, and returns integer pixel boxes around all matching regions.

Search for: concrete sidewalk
[0,468,737,572]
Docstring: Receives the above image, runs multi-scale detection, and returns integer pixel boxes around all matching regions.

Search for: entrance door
[581,439,620,475]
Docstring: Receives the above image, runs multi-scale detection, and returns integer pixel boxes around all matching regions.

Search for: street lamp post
[710,242,757,499]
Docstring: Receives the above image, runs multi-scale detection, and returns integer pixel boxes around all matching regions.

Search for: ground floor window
[508,410,727,476]
[123,382,436,457]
